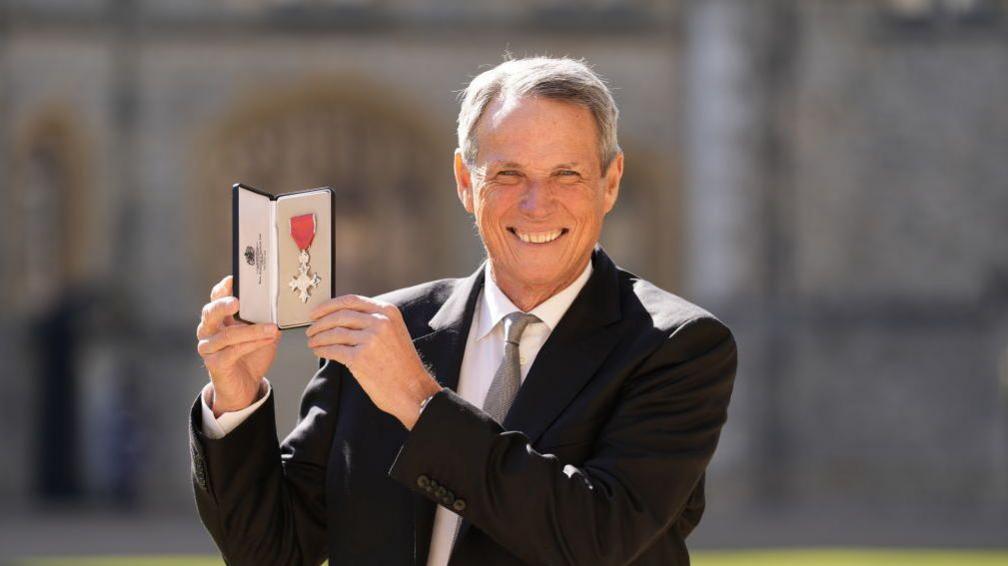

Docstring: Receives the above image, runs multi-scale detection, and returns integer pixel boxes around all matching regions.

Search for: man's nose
[519,179,554,217]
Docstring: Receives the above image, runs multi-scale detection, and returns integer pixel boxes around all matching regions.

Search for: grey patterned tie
[451,311,539,553]
[482,311,540,423]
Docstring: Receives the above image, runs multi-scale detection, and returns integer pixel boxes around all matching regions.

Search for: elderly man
[191,57,737,566]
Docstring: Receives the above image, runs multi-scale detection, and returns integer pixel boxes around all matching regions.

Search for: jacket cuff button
[417,474,431,489]
[451,499,466,512]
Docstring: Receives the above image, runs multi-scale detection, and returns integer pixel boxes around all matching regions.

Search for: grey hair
[456,56,621,174]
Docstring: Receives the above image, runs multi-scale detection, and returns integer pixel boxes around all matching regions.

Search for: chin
[517,266,566,286]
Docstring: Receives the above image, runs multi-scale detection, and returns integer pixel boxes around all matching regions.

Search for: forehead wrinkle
[488,161,524,169]
[474,96,602,173]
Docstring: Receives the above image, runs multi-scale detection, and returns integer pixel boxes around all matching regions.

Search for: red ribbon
[290,213,316,251]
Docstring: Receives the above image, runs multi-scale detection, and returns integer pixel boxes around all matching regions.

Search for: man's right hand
[196,275,281,417]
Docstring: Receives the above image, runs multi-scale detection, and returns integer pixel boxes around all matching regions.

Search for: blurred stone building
[1,0,1006,542]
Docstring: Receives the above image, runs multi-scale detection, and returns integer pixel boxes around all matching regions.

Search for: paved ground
[0,510,216,560]
[1,505,1004,561]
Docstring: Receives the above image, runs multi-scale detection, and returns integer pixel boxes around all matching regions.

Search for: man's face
[454,95,623,300]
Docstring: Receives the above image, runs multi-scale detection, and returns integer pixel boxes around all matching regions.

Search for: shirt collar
[475,258,594,342]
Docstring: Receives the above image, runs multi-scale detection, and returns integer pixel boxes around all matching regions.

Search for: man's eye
[556,170,581,179]
[494,171,522,183]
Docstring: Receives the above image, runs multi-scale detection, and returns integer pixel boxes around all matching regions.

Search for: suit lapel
[501,247,622,444]
[408,247,624,564]
[409,262,485,565]
[411,264,485,391]
[453,246,624,551]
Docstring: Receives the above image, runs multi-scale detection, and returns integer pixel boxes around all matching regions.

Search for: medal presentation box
[232,183,334,329]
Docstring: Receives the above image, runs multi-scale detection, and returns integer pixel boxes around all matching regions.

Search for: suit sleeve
[189,358,344,566]
[388,316,737,565]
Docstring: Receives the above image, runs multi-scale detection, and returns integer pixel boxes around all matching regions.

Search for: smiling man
[191,57,737,566]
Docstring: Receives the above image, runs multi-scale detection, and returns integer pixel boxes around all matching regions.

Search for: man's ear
[602,152,623,214]
[454,149,475,214]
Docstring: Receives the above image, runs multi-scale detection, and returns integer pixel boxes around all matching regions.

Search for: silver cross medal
[288,213,322,303]
[289,248,321,303]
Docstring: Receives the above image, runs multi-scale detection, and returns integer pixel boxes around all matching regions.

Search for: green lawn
[18,550,1008,566]
[694,549,1008,565]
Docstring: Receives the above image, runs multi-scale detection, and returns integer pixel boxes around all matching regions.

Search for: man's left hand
[306,295,442,430]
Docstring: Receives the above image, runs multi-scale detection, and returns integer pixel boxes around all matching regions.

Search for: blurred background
[1,0,1006,563]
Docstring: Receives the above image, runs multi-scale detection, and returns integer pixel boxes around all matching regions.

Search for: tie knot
[502,311,539,345]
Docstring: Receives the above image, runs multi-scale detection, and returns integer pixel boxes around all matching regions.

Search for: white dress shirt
[200,258,593,566]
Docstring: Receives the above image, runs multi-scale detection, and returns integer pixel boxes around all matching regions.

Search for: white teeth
[515,229,563,244]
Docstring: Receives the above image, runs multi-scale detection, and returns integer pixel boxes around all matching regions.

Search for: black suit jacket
[189,247,737,565]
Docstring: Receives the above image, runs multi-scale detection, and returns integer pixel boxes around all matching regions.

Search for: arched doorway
[191,79,454,297]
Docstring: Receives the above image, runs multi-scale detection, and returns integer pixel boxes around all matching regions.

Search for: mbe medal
[288,213,322,303]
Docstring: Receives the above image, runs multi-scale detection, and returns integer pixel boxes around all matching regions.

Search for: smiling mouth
[508,227,569,244]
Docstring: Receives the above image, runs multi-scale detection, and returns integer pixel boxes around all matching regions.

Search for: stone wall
[1,0,1005,529]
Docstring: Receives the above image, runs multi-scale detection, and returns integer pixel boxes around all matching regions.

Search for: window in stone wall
[884,0,998,25]
[9,114,89,315]
[599,145,682,292]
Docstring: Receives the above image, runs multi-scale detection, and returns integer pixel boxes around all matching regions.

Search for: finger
[313,343,356,365]
[210,275,233,301]
[196,312,242,340]
[218,336,278,367]
[306,326,367,349]
[310,294,387,321]
[198,298,239,339]
[305,309,377,338]
[201,296,240,328]
[199,323,278,355]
